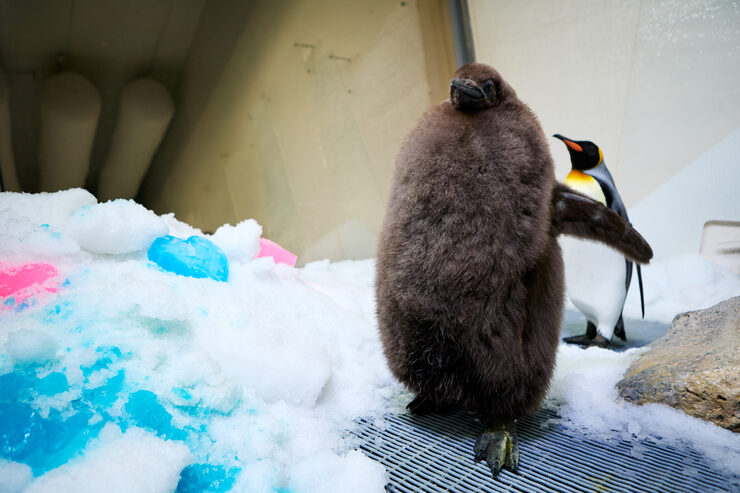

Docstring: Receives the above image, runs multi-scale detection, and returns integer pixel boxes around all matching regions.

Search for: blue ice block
[176,464,240,493]
[147,236,229,282]
[0,369,105,475]
[125,390,186,440]
[37,372,69,395]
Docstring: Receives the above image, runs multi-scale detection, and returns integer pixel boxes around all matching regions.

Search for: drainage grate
[352,410,739,492]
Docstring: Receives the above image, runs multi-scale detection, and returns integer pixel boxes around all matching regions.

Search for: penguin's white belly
[559,236,626,335]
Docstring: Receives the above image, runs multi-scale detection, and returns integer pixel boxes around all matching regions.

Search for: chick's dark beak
[451,78,485,100]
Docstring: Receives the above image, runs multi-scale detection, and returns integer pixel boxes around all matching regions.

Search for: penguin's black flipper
[474,422,519,477]
[551,183,653,264]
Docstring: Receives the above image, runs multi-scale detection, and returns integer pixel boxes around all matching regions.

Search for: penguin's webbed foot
[562,333,610,348]
[474,421,519,478]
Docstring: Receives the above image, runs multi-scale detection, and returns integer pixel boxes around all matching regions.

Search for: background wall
[140,0,456,263]
[468,0,740,261]
[0,0,206,192]
[6,1,735,263]
[0,0,456,264]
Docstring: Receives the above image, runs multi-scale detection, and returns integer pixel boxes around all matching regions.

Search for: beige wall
[0,0,205,192]
[4,1,736,262]
[469,0,740,259]
[142,0,455,264]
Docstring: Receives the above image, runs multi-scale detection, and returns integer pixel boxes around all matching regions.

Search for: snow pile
[554,249,740,477]
[1,189,739,491]
[0,190,397,492]
[210,219,262,262]
[5,329,60,366]
[64,200,168,255]
[547,344,740,476]
[25,425,192,493]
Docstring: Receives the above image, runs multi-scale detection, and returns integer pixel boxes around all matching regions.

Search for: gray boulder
[617,296,740,432]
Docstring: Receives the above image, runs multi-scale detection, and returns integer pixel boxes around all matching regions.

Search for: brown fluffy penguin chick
[375,63,652,478]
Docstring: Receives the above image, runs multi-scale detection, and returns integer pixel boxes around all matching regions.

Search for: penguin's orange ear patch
[564,139,583,152]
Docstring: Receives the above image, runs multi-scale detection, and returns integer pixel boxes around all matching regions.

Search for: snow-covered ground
[1,190,739,492]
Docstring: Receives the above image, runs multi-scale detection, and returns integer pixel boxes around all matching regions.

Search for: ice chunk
[25,424,191,493]
[175,463,240,493]
[0,263,58,297]
[0,189,95,259]
[125,390,186,441]
[210,219,262,262]
[95,274,189,322]
[232,460,282,493]
[148,235,229,281]
[82,370,125,410]
[0,263,59,307]
[0,367,104,475]
[0,459,32,493]
[194,320,332,407]
[159,213,203,239]
[37,372,69,395]
[289,450,387,492]
[5,329,59,365]
[0,218,80,259]
[65,200,168,255]
[257,238,297,266]
[0,189,96,228]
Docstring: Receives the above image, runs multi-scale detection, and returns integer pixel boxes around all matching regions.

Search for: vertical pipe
[38,72,100,192]
[448,0,476,67]
[0,69,21,192]
[97,78,174,201]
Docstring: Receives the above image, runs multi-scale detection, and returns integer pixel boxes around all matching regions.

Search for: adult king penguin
[376,63,653,478]
[553,134,646,348]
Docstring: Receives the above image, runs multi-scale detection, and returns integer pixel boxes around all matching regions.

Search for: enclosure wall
[469,0,740,260]
[140,0,456,263]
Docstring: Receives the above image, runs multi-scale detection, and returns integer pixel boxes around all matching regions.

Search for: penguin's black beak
[451,78,485,100]
[553,134,583,152]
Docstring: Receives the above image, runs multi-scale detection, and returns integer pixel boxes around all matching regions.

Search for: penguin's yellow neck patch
[564,170,607,205]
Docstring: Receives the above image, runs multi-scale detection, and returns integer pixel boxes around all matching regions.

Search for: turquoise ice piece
[37,372,69,395]
[176,463,240,493]
[147,235,229,282]
[0,368,105,475]
[125,390,187,441]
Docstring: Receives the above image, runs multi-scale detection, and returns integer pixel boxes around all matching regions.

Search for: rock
[617,296,740,432]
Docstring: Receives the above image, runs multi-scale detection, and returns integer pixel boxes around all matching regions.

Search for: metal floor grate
[352,410,740,492]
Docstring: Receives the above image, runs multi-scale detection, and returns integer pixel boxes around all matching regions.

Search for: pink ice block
[0,262,59,306]
[257,238,297,267]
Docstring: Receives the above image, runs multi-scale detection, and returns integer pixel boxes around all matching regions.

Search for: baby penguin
[376,63,652,478]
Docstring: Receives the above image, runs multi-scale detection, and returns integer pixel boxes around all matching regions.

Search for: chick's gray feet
[474,421,519,478]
